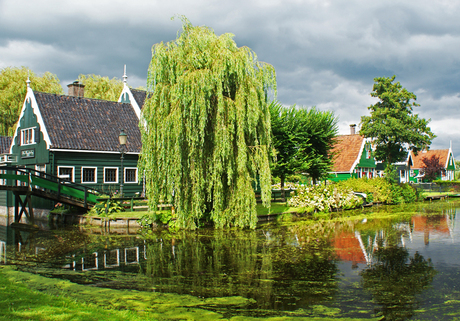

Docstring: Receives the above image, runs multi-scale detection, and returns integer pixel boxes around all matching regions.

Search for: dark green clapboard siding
[52,151,143,197]
[356,143,377,169]
[0,190,8,207]
[12,98,50,166]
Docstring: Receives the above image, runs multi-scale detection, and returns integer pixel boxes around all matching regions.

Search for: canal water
[2,200,460,320]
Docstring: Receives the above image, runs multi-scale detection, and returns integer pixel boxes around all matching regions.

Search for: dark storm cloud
[1,0,460,154]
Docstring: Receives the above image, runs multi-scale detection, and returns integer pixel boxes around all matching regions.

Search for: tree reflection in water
[142,226,339,311]
[361,243,436,320]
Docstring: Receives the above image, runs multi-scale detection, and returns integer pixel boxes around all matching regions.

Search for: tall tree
[293,106,338,184]
[360,76,435,164]
[0,66,63,136]
[77,74,123,101]
[269,101,297,190]
[270,102,338,187]
[140,18,276,229]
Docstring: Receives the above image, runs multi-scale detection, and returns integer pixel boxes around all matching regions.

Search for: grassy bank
[1,266,374,321]
[83,203,299,220]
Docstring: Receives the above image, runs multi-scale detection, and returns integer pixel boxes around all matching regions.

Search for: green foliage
[288,184,362,212]
[270,101,338,186]
[337,177,420,205]
[389,183,419,204]
[0,66,64,136]
[89,197,124,217]
[360,75,435,164]
[286,174,303,183]
[77,74,124,101]
[140,17,276,229]
[337,177,392,204]
[383,163,399,184]
[137,214,155,229]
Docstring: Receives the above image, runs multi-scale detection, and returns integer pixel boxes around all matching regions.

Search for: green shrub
[389,183,419,204]
[336,177,392,204]
[336,177,420,205]
[89,196,124,217]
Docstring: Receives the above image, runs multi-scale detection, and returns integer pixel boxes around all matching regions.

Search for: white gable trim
[10,87,52,153]
[446,148,455,169]
[118,84,141,119]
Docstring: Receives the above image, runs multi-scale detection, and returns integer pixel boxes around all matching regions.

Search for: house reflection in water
[412,214,453,246]
[332,231,367,268]
[331,211,456,267]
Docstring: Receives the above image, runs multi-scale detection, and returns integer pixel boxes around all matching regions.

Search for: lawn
[83,203,298,220]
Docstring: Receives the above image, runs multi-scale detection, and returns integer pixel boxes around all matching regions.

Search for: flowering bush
[288,184,362,213]
[271,182,301,190]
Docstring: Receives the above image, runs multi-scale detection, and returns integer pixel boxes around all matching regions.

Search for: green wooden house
[0,70,146,217]
[328,126,378,182]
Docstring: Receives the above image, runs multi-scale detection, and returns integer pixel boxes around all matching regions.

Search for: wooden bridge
[0,166,100,225]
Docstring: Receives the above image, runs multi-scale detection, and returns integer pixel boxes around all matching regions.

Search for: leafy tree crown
[360,75,435,164]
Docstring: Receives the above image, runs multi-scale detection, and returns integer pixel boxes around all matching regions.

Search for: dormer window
[365,145,371,159]
[21,127,35,145]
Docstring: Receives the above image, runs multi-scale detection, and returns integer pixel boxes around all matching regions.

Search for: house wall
[51,151,143,197]
[356,144,376,169]
[11,98,49,166]
[328,173,357,182]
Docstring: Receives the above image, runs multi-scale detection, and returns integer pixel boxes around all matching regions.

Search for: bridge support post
[13,192,34,225]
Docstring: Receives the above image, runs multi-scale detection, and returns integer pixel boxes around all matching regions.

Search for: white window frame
[81,167,97,184]
[21,127,35,145]
[104,167,118,184]
[35,164,46,174]
[57,166,75,182]
[124,167,138,183]
[0,169,6,186]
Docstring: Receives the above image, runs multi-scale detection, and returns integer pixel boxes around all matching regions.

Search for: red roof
[331,134,364,172]
[412,149,451,169]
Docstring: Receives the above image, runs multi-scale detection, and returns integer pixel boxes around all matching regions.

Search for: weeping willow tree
[140,18,276,229]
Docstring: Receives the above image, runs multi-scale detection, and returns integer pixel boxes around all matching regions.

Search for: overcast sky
[1,0,460,156]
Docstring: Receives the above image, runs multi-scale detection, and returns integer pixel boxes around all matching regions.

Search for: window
[35,164,46,175]
[365,145,371,159]
[82,167,97,183]
[0,169,5,185]
[104,167,118,183]
[21,127,35,145]
[58,166,74,182]
[124,168,138,183]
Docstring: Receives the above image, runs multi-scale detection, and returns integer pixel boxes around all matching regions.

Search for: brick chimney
[350,124,356,135]
[67,81,85,97]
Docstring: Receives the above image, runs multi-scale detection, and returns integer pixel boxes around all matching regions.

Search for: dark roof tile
[130,89,148,109]
[35,92,141,153]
